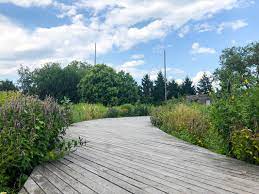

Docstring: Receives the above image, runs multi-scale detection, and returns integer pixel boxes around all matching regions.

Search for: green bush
[0,95,72,192]
[71,103,108,123]
[231,129,259,164]
[106,104,152,118]
[106,107,120,118]
[0,91,21,106]
[151,102,227,154]
[210,87,259,163]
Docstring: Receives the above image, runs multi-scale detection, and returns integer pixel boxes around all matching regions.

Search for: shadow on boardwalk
[20,117,259,194]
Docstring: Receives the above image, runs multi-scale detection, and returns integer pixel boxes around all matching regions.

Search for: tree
[0,80,17,91]
[18,66,34,94]
[180,77,196,96]
[197,73,213,94]
[62,61,90,102]
[153,71,166,103]
[167,80,180,99]
[140,74,153,103]
[79,64,139,106]
[117,71,139,105]
[214,42,259,94]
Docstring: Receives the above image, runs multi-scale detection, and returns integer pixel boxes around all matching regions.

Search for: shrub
[231,129,259,164]
[0,91,20,106]
[151,102,226,154]
[71,103,108,123]
[210,87,259,157]
[106,104,152,118]
[0,95,72,192]
[106,107,120,118]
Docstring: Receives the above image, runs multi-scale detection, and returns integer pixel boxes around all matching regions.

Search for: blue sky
[0,0,258,84]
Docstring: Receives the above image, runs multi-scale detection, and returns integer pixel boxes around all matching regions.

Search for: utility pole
[164,49,167,101]
[94,42,97,66]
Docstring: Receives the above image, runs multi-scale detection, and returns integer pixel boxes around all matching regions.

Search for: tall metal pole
[164,49,167,101]
[94,43,97,66]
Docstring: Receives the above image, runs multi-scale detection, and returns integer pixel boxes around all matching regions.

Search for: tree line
[1,42,258,105]
[1,63,212,105]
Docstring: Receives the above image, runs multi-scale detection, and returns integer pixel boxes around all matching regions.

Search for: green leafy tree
[167,80,180,99]
[180,77,196,96]
[18,61,89,102]
[17,66,34,94]
[140,74,154,103]
[117,71,139,105]
[214,42,259,94]
[153,71,166,103]
[62,61,90,102]
[197,73,213,94]
[0,80,17,91]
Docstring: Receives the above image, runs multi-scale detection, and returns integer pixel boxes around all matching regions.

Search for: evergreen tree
[180,77,196,96]
[197,73,213,94]
[153,71,166,103]
[140,74,153,103]
[167,80,180,99]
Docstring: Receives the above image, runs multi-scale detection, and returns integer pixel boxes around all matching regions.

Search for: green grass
[71,103,108,123]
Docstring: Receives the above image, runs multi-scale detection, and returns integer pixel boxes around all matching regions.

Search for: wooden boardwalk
[20,117,259,194]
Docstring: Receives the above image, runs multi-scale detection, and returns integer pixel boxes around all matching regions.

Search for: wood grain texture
[20,117,259,194]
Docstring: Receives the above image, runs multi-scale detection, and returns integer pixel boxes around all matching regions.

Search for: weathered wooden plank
[19,188,28,194]
[23,177,45,194]
[21,117,259,194]
[64,154,161,194]
[37,166,79,194]
[30,168,62,194]
[44,162,96,194]
[82,142,259,193]
[55,159,130,194]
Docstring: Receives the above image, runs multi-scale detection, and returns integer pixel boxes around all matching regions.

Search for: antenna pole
[94,43,97,65]
[164,49,167,101]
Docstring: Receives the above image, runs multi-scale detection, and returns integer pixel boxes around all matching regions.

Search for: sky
[0,0,258,85]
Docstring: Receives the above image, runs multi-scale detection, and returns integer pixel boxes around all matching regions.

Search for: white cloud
[191,42,216,54]
[192,71,220,89]
[0,0,249,79]
[194,23,214,33]
[178,25,190,38]
[131,54,144,60]
[217,19,248,33]
[192,71,213,86]
[121,60,145,68]
[0,0,52,7]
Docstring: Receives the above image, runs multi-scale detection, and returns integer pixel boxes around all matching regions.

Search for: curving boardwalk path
[20,117,259,194]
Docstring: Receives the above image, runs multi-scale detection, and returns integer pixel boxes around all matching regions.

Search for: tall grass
[71,103,108,123]
[151,103,227,154]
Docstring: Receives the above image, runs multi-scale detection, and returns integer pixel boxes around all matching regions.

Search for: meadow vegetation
[0,93,76,192]
[0,42,259,192]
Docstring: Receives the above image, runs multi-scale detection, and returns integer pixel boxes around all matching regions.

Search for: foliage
[167,80,180,99]
[0,95,74,192]
[17,61,90,102]
[153,71,166,103]
[71,103,108,123]
[151,102,227,154]
[197,73,213,94]
[140,74,154,103]
[0,80,17,91]
[0,91,21,106]
[180,77,196,96]
[231,129,259,164]
[79,64,139,106]
[214,42,259,93]
[117,71,139,105]
[209,87,259,163]
[106,104,152,118]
